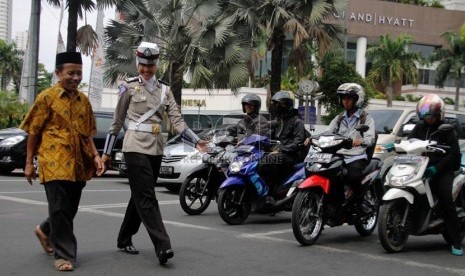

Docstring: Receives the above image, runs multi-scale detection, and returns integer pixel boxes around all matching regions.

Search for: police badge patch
[118,84,128,95]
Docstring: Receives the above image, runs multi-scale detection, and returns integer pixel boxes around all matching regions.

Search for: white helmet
[336,83,365,108]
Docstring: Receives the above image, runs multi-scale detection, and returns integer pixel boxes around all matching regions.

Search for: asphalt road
[1,170,465,276]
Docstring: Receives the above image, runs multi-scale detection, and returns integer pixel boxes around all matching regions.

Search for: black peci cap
[55,52,83,67]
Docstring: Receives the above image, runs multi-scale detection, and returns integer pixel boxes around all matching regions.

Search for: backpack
[335,110,378,161]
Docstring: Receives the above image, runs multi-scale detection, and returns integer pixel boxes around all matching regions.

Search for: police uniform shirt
[108,76,188,156]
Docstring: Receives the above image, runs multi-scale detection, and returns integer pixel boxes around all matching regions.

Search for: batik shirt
[20,83,97,184]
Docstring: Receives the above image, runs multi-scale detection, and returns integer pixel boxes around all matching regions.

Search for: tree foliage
[366,34,423,107]
[318,51,369,124]
[0,91,29,128]
[429,30,465,111]
[0,40,22,92]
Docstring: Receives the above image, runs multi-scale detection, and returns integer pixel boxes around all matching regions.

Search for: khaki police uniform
[104,75,193,258]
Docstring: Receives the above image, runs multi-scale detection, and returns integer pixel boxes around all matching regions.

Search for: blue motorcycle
[217,134,306,225]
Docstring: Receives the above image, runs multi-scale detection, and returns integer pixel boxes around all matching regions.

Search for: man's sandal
[34,225,54,255]
[54,259,74,271]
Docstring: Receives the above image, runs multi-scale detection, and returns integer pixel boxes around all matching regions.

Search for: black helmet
[241,93,261,114]
[336,83,365,108]
[271,91,295,112]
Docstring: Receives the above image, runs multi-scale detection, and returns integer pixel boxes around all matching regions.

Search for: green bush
[0,91,29,129]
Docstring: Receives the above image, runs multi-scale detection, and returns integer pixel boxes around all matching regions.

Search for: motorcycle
[217,134,306,225]
[179,131,235,215]
[378,124,465,253]
[291,125,383,245]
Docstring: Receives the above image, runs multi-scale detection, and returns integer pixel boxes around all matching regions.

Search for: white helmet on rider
[336,83,365,109]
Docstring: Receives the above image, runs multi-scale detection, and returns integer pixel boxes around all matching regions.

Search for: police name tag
[309,153,332,163]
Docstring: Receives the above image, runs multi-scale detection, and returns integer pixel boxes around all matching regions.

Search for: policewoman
[101,42,207,265]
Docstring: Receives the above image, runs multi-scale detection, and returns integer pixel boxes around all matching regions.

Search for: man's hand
[101,154,112,173]
[352,138,363,147]
[24,163,36,185]
[94,155,105,176]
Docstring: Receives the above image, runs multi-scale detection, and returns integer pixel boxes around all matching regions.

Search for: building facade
[0,0,12,42]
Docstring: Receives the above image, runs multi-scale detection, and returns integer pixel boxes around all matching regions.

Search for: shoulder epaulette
[158,79,170,86]
[125,76,142,83]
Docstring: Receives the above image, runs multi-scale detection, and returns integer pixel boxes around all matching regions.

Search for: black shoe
[158,249,174,265]
[118,244,139,255]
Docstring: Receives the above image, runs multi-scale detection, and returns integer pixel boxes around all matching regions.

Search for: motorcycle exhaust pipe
[273,193,297,208]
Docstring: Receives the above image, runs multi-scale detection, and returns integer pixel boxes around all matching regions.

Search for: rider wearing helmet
[227,93,269,141]
[258,91,307,205]
[408,94,463,256]
[327,83,376,207]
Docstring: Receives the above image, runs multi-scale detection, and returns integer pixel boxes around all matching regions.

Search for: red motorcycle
[291,125,383,245]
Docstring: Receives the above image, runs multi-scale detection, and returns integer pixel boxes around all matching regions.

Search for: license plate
[159,166,174,175]
[394,156,424,164]
[309,153,333,163]
[119,163,127,171]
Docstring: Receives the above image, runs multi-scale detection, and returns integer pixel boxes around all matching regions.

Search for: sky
[12,1,115,84]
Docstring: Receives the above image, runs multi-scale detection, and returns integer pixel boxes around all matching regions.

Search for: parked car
[159,125,234,193]
[0,111,125,175]
[368,107,465,180]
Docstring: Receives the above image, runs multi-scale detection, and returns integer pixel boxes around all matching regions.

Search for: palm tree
[0,40,22,91]
[429,31,465,111]
[366,34,423,107]
[104,0,251,105]
[45,0,141,53]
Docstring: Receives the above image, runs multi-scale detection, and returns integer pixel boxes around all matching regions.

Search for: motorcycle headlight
[317,136,342,148]
[388,175,413,187]
[0,135,25,146]
[229,161,243,174]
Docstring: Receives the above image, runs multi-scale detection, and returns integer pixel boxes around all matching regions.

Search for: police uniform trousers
[117,152,171,254]
[41,180,86,262]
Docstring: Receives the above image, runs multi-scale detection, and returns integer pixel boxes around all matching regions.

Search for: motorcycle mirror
[429,124,454,140]
[438,124,454,131]
[356,124,369,133]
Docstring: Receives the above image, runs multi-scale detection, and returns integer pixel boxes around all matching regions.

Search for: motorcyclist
[407,94,463,256]
[258,91,307,204]
[227,93,269,141]
[327,83,375,206]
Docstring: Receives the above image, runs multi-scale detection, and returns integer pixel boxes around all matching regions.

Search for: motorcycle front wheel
[179,170,213,215]
[378,199,410,252]
[291,190,323,246]
[354,185,380,236]
[217,185,251,225]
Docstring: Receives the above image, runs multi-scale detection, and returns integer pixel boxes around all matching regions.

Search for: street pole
[28,0,40,104]
[343,0,348,61]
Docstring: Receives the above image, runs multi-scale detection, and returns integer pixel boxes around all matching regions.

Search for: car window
[368,109,404,134]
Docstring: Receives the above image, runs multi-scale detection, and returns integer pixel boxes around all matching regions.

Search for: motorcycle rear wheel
[179,171,213,215]
[217,185,251,225]
[354,185,379,236]
[291,190,323,246]
[378,199,410,252]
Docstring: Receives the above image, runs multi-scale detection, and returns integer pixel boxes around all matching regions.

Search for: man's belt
[128,121,161,134]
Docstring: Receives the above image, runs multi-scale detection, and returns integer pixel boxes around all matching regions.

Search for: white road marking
[0,195,47,206]
[1,194,464,275]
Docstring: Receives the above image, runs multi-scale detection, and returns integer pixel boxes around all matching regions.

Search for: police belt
[128,121,161,134]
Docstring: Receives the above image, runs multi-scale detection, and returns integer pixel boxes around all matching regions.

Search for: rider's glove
[424,166,438,178]
[344,138,353,149]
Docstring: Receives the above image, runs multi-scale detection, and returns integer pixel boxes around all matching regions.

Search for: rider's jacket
[227,113,269,142]
[327,108,376,158]
[408,120,461,172]
[270,109,307,162]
